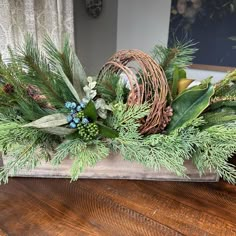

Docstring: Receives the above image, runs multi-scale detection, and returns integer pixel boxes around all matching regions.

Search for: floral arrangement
[0,36,236,184]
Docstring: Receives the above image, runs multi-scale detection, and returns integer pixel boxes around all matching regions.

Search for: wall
[117,0,171,52]
[116,0,227,82]
[74,0,118,75]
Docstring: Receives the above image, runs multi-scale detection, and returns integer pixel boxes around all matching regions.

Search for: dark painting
[168,0,236,67]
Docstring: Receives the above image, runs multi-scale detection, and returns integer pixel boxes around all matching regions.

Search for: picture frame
[168,0,236,72]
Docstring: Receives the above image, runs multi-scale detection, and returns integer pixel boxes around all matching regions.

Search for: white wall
[74,0,118,75]
[116,0,227,82]
[117,0,171,52]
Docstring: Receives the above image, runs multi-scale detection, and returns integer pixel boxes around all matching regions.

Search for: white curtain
[0,0,74,58]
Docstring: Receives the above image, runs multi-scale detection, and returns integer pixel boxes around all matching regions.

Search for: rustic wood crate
[0,152,219,182]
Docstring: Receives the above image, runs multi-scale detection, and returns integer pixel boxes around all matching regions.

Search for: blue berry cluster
[65,101,99,141]
[65,101,87,129]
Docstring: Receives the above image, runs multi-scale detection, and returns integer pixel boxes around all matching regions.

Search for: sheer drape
[0,0,74,58]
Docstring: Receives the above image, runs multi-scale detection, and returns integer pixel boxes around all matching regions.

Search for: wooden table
[0,178,235,236]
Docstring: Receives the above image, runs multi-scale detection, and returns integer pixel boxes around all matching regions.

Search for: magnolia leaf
[167,82,214,133]
[96,122,119,138]
[83,100,97,121]
[172,68,187,99]
[179,69,187,79]
[172,68,180,99]
[42,127,76,136]
[57,64,81,103]
[23,113,67,128]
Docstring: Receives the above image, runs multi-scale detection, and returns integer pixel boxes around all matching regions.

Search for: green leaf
[172,68,186,99]
[96,122,119,138]
[23,113,67,128]
[179,69,186,79]
[167,82,214,133]
[57,64,81,103]
[83,100,97,121]
[171,68,179,99]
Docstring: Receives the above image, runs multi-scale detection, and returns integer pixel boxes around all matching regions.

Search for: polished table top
[0,178,236,236]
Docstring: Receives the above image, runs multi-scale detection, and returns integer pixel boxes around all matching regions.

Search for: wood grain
[0,178,235,236]
[1,153,219,182]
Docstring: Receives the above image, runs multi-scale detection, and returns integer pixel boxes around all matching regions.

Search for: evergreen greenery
[152,40,197,81]
[51,139,109,181]
[0,36,235,185]
[192,125,236,184]
[0,115,60,183]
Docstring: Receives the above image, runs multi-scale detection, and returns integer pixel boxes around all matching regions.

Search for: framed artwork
[168,0,236,71]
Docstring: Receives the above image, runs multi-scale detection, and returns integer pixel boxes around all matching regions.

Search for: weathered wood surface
[0,178,235,235]
[1,153,219,181]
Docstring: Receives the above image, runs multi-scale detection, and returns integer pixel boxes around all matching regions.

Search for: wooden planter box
[0,152,219,182]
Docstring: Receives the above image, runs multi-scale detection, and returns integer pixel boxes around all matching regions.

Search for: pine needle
[152,40,197,81]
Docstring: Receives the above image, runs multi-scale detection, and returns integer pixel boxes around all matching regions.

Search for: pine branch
[152,40,197,81]
[43,35,86,100]
[43,35,73,82]
[16,36,65,106]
